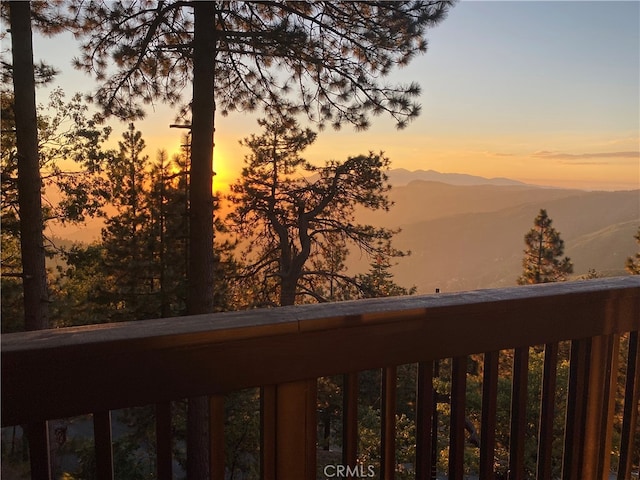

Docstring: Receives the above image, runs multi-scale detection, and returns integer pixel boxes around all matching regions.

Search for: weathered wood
[479,351,498,480]
[449,357,466,480]
[509,347,529,480]
[3,278,639,426]
[415,362,434,480]
[381,366,397,480]
[537,343,559,480]
[618,331,640,480]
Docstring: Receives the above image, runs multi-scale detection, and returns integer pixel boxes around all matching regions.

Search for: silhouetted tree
[517,209,573,285]
[228,115,407,307]
[625,227,640,275]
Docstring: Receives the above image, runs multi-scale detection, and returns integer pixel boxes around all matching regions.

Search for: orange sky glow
[18,1,640,194]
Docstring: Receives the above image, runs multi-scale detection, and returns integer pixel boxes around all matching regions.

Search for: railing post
[266,380,316,480]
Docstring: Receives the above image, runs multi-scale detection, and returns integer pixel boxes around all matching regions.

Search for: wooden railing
[2,277,639,480]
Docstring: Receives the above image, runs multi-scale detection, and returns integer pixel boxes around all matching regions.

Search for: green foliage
[517,209,573,285]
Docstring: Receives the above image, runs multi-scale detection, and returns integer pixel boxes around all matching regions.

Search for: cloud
[530,150,640,165]
[531,151,639,160]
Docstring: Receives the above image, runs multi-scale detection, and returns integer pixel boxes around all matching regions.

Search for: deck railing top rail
[3,276,639,427]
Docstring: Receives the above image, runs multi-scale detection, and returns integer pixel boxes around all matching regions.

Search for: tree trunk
[280,274,298,306]
[10,0,49,332]
[187,2,216,478]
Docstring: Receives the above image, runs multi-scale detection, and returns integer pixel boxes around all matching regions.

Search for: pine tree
[356,248,417,299]
[100,124,155,321]
[228,115,408,307]
[625,227,640,275]
[517,209,573,285]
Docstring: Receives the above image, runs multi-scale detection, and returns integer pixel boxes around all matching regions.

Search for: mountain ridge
[386,168,535,187]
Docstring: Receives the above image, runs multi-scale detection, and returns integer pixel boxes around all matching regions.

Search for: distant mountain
[355,181,583,227]
[349,183,639,294]
[386,168,531,187]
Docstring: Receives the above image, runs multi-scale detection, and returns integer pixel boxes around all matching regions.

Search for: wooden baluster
[343,372,359,469]
[584,334,618,479]
[563,338,589,480]
[431,361,440,480]
[261,385,276,480]
[416,361,434,480]
[509,347,528,480]
[537,343,559,480]
[618,331,640,480]
[563,335,619,480]
[93,411,114,480]
[449,356,466,480]
[381,366,397,480]
[479,351,498,480]
[156,402,173,480]
[210,395,225,480]
[26,421,51,480]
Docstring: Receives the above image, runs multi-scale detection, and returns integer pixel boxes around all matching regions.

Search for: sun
[213,142,243,192]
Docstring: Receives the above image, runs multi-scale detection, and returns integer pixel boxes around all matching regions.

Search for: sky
[23,1,640,191]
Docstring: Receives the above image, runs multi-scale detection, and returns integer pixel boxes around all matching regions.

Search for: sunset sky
[27,1,640,191]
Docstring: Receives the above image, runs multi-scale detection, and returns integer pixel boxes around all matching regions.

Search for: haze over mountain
[55,168,639,295]
[351,175,639,294]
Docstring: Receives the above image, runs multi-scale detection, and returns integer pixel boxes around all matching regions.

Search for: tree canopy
[227,115,409,307]
[65,1,453,128]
